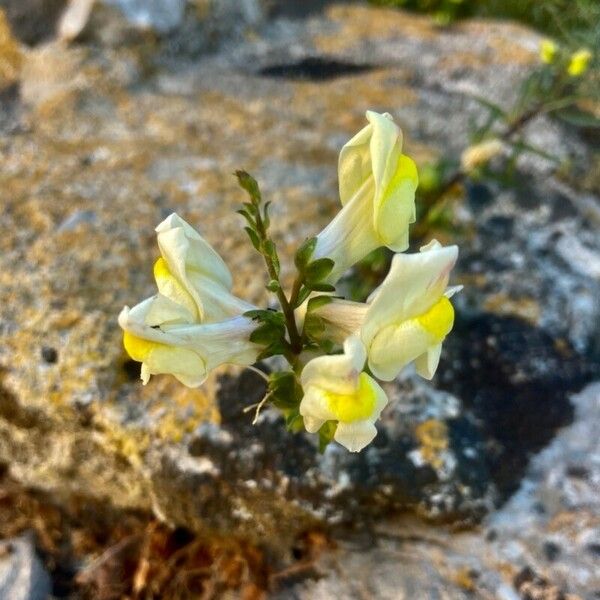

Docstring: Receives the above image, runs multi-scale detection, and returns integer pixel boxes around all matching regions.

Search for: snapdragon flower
[299,336,388,452]
[119,213,259,386]
[311,240,460,381]
[313,111,418,282]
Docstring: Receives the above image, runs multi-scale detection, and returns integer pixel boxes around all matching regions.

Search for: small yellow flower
[567,49,592,77]
[540,39,558,64]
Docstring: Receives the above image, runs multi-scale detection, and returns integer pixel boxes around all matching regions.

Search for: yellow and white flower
[314,111,418,282]
[300,336,388,452]
[119,213,259,387]
[312,240,460,381]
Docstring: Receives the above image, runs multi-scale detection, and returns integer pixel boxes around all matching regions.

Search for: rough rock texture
[0,0,598,561]
[0,534,52,600]
[275,382,600,600]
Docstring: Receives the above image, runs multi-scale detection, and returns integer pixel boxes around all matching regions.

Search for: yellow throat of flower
[123,331,160,362]
[416,296,455,343]
[324,372,377,423]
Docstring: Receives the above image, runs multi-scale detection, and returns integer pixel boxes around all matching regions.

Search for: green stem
[254,211,304,354]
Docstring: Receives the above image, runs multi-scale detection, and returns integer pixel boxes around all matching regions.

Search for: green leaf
[269,371,303,410]
[263,201,272,230]
[284,410,304,433]
[256,344,285,361]
[242,202,258,215]
[263,240,280,276]
[303,313,325,339]
[244,309,286,326]
[305,258,334,283]
[249,322,285,345]
[235,170,261,204]
[295,286,312,307]
[307,282,336,293]
[244,227,260,250]
[236,208,256,228]
[294,237,317,271]
[266,279,281,293]
[318,421,337,453]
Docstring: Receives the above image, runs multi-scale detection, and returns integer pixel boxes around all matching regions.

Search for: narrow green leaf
[264,240,280,276]
[263,201,272,230]
[235,170,261,204]
[244,227,260,250]
[249,323,285,345]
[305,258,334,283]
[236,209,256,228]
[294,237,317,271]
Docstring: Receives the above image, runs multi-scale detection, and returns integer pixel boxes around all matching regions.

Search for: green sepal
[304,257,334,283]
[284,409,305,433]
[306,282,336,293]
[303,313,325,339]
[318,421,337,453]
[306,294,333,313]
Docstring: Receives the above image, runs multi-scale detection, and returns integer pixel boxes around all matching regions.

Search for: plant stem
[253,210,304,354]
[417,98,557,235]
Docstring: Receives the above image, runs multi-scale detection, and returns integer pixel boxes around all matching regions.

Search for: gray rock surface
[0,534,52,600]
[0,0,598,567]
[274,382,600,600]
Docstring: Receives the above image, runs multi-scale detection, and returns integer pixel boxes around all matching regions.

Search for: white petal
[367,319,433,381]
[415,343,442,380]
[365,110,403,202]
[444,285,463,299]
[313,178,380,283]
[313,299,368,345]
[299,386,337,424]
[334,420,378,452]
[156,213,232,288]
[362,243,458,347]
[338,120,374,206]
[144,293,194,326]
[343,335,367,372]
[303,415,326,434]
[300,352,359,396]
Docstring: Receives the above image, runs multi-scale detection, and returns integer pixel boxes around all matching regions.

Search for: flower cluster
[119,111,460,452]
